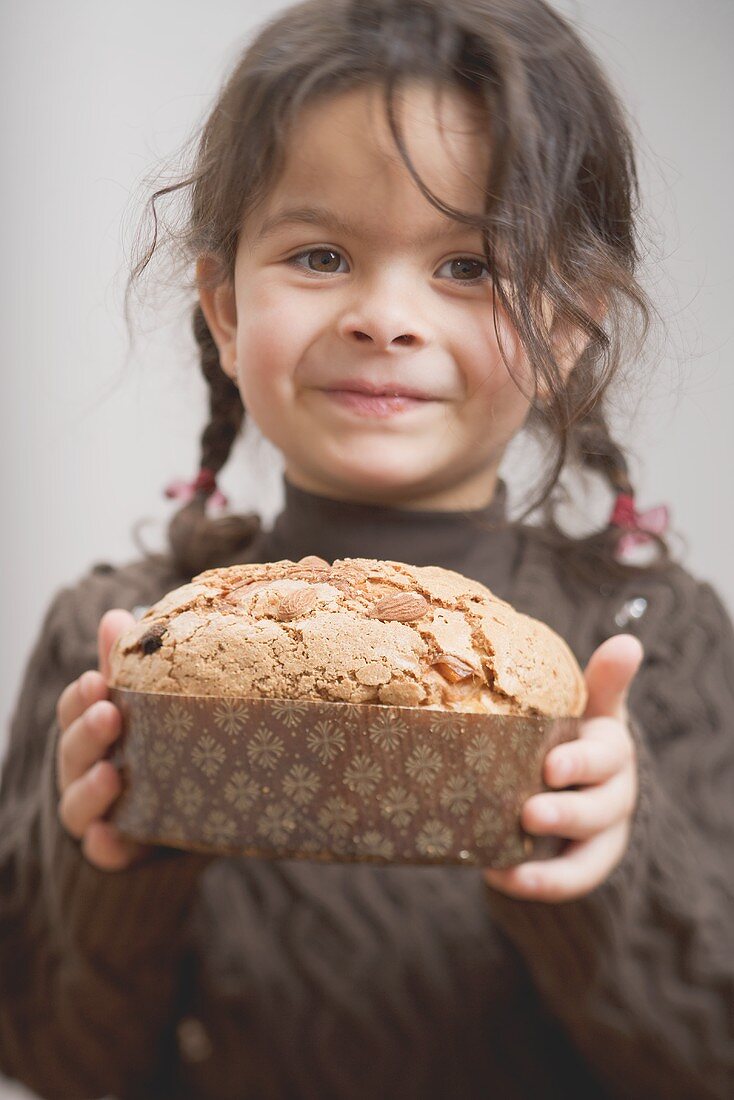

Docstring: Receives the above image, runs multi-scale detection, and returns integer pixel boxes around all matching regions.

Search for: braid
[568,402,673,575]
[193,305,244,475]
[167,305,261,577]
[573,404,634,498]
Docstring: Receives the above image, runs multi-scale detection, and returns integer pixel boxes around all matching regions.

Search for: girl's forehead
[249,84,490,243]
[253,201,484,250]
[286,83,489,180]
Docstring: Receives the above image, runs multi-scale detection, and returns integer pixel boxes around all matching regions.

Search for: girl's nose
[349,327,419,348]
[337,302,429,352]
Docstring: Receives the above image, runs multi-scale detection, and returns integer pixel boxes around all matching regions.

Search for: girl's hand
[55,608,156,872]
[484,634,644,903]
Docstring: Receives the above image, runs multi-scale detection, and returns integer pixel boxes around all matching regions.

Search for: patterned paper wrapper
[106,689,580,869]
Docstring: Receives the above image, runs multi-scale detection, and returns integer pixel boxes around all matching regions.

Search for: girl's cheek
[470,317,534,411]
[463,340,523,412]
[238,283,316,364]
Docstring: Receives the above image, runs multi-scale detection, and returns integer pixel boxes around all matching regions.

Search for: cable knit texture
[1,475,732,1100]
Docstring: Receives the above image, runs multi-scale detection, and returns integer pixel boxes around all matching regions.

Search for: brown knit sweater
[1,477,732,1100]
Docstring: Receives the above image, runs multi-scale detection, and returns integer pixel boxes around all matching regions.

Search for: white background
[1,0,732,1095]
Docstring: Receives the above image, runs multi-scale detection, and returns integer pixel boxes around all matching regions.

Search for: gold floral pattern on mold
[108,691,578,868]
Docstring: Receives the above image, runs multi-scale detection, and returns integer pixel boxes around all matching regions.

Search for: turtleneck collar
[260,475,517,590]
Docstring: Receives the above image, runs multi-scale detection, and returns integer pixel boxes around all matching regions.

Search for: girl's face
[198,82,542,509]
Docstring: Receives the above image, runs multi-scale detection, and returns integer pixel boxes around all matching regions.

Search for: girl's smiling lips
[319,389,435,416]
[323,378,436,399]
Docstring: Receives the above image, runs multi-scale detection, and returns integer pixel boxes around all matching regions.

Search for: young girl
[1,1,732,1097]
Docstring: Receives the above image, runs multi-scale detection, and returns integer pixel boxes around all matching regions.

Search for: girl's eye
[285,249,490,284]
[436,257,490,284]
[287,248,349,275]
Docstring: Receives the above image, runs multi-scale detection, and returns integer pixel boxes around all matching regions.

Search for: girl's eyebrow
[256,204,479,246]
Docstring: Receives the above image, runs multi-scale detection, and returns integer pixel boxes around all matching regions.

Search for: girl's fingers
[485,822,629,903]
[522,773,635,841]
[56,608,134,732]
[98,608,137,682]
[544,716,633,788]
[57,701,122,793]
[58,761,122,840]
[82,821,149,873]
[486,714,639,903]
[56,670,108,732]
[544,732,630,789]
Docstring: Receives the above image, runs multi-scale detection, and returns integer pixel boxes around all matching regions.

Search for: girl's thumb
[98,608,137,683]
[583,633,644,722]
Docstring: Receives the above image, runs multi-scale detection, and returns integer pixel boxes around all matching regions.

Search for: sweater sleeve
[484,574,734,1100]
[0,564,216,1100]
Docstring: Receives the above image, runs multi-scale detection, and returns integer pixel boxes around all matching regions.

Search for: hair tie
[164,466,229,509]
[609,491,670,558]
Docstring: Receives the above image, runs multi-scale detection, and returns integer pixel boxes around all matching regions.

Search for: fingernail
[89,700,110,726]
[535,802,559,825]
[554,760,570,784]
[79,672,93,704]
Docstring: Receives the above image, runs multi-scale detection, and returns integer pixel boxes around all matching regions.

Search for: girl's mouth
[319,389,435,417]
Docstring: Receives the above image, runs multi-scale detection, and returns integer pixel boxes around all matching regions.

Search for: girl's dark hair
[125,0,678,585]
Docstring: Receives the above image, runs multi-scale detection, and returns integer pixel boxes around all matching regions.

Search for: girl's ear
[196,254,238,382]
[528,295,609,407]
[542,294,609,392]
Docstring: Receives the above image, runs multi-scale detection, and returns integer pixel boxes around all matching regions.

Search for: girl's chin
[293,457,440,501]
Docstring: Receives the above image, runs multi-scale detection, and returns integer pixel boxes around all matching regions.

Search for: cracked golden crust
[108,557,587,717]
